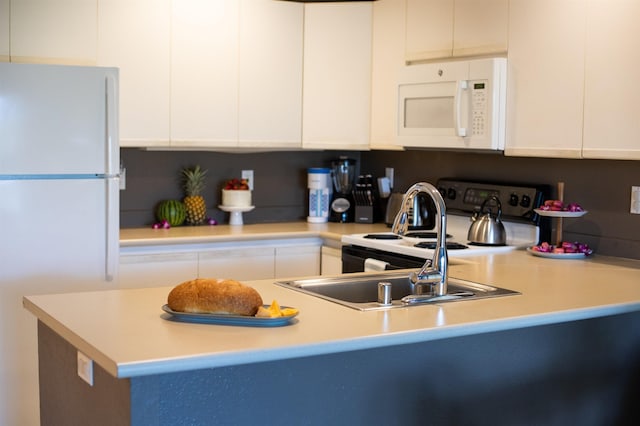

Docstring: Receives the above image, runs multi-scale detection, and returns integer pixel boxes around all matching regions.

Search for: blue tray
[161,304,298,327]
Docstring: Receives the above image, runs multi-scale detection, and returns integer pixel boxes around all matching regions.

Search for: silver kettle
[467,196,507,245]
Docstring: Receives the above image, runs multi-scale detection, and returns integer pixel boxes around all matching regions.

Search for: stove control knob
[509,193,519,206]
[520,194,531,208]
[447,188,456,200]
[438,187,446,198]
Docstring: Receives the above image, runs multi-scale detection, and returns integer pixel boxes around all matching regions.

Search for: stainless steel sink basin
[275,272,519,311]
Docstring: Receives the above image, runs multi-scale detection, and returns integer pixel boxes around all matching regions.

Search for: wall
[120,148,640,260]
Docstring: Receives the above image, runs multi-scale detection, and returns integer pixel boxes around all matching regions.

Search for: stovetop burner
[364,232,455,240]
[414,242,469,250]
[363,234,402,240]
[404,232,453,239]
[467,242,507,247]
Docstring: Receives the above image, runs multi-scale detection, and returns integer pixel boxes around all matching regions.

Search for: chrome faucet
[391,182,448,296]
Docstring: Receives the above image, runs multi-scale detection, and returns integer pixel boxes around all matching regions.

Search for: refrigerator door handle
[104,72,119,282]
[105,178,119,282]
[105,73,119,176]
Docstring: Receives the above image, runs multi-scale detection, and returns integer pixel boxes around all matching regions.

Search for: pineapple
[182,165,208,225]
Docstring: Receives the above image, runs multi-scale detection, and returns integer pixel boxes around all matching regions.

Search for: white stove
[341,179,549,271]
[342,214,539,260]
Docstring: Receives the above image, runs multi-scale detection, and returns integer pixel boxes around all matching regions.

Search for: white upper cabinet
[405,0,508,62]
[406,0,454,61]
[98,0,171,148]
[238,0,303,149]
[171,0,239,148]
[505,0,586,158]
[0,0,8,62]
[370,0,406,150]
[582,0,640,160]
[302,3,372,150]
[10,0,97,65]
[453,0,509,57]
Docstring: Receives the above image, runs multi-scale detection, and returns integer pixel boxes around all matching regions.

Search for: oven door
[342,245,425,273]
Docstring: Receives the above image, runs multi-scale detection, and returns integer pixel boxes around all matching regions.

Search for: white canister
[307,168,331,223]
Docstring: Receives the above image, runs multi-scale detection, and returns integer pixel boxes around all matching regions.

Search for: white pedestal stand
[218,205,255,225]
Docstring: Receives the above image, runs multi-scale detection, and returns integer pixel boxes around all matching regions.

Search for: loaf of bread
[167,278,263,316]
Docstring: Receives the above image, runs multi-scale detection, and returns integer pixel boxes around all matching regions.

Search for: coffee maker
[329,157,356,223]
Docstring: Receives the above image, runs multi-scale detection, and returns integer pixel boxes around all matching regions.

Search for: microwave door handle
[454,80,468,137]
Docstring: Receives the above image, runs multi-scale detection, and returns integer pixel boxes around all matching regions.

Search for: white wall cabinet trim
[405,0,508,63]
[370,0,407,150]
[582,0,640,160]
[170,0,239,148]
[98,0,172,148]
[238,0,303,148]
[504,0,586,159]
[10,0,97,65]
[302,3,372,150]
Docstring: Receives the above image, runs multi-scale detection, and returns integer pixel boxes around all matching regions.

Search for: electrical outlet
[77,351,94,386]
[631,186,640,214]
[119,166,126,190]
[242,170,254,191]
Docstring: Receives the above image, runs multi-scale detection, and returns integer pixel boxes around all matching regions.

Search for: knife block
[355,205,374,223]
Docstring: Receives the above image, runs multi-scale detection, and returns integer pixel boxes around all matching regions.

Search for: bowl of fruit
[534,200,587,217]
[528,241,593,259]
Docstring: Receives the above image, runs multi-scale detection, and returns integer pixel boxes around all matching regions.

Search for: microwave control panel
[470,80,488,137]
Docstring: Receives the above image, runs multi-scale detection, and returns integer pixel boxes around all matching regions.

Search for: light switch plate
[242,170,254,191]
[631,186,640,214]
[77,351,94,386]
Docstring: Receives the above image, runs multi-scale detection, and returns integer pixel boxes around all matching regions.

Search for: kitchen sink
[275,272,519,311]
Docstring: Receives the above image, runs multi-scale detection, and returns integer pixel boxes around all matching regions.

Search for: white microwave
[397,58,507,151]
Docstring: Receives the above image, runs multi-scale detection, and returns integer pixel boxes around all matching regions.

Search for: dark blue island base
[38,312,640,426]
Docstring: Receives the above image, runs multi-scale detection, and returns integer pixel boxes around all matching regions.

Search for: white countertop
[23,249,640,380]
[120,221,390,247]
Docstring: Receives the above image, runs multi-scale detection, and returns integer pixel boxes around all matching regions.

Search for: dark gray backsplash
[120,148,362,227]
[120,148,640,259]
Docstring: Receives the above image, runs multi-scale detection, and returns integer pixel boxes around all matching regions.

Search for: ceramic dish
[534,209,588,218]
[161,304,298,327]
[526,247,589,260]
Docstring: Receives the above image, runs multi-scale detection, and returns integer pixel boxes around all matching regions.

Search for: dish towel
[364,258,389,272]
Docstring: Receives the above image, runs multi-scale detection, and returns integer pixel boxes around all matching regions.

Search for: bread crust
[167,278,263,316]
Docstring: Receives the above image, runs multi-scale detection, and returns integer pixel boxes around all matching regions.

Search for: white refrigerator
[0,63,120,426]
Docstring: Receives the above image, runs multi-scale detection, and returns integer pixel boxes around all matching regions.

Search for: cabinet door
[0,0,8,62]
[583,0,640,160]
[302,3,372,150]
[171,0,239,148]
[370,0,406,150]
[238,0,303,148]
[505,0,585,158]
[119,252,199,289]
[320,246,342,276]
[98,0,171,147]
[405,0,454,61]
[275,245,320,279]
[406,0,508,61]
[453,0,508,57]
[199,247,275,280]
[10,0,97,65]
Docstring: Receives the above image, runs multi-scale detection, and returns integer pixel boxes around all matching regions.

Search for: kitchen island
[25,250,640,425]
